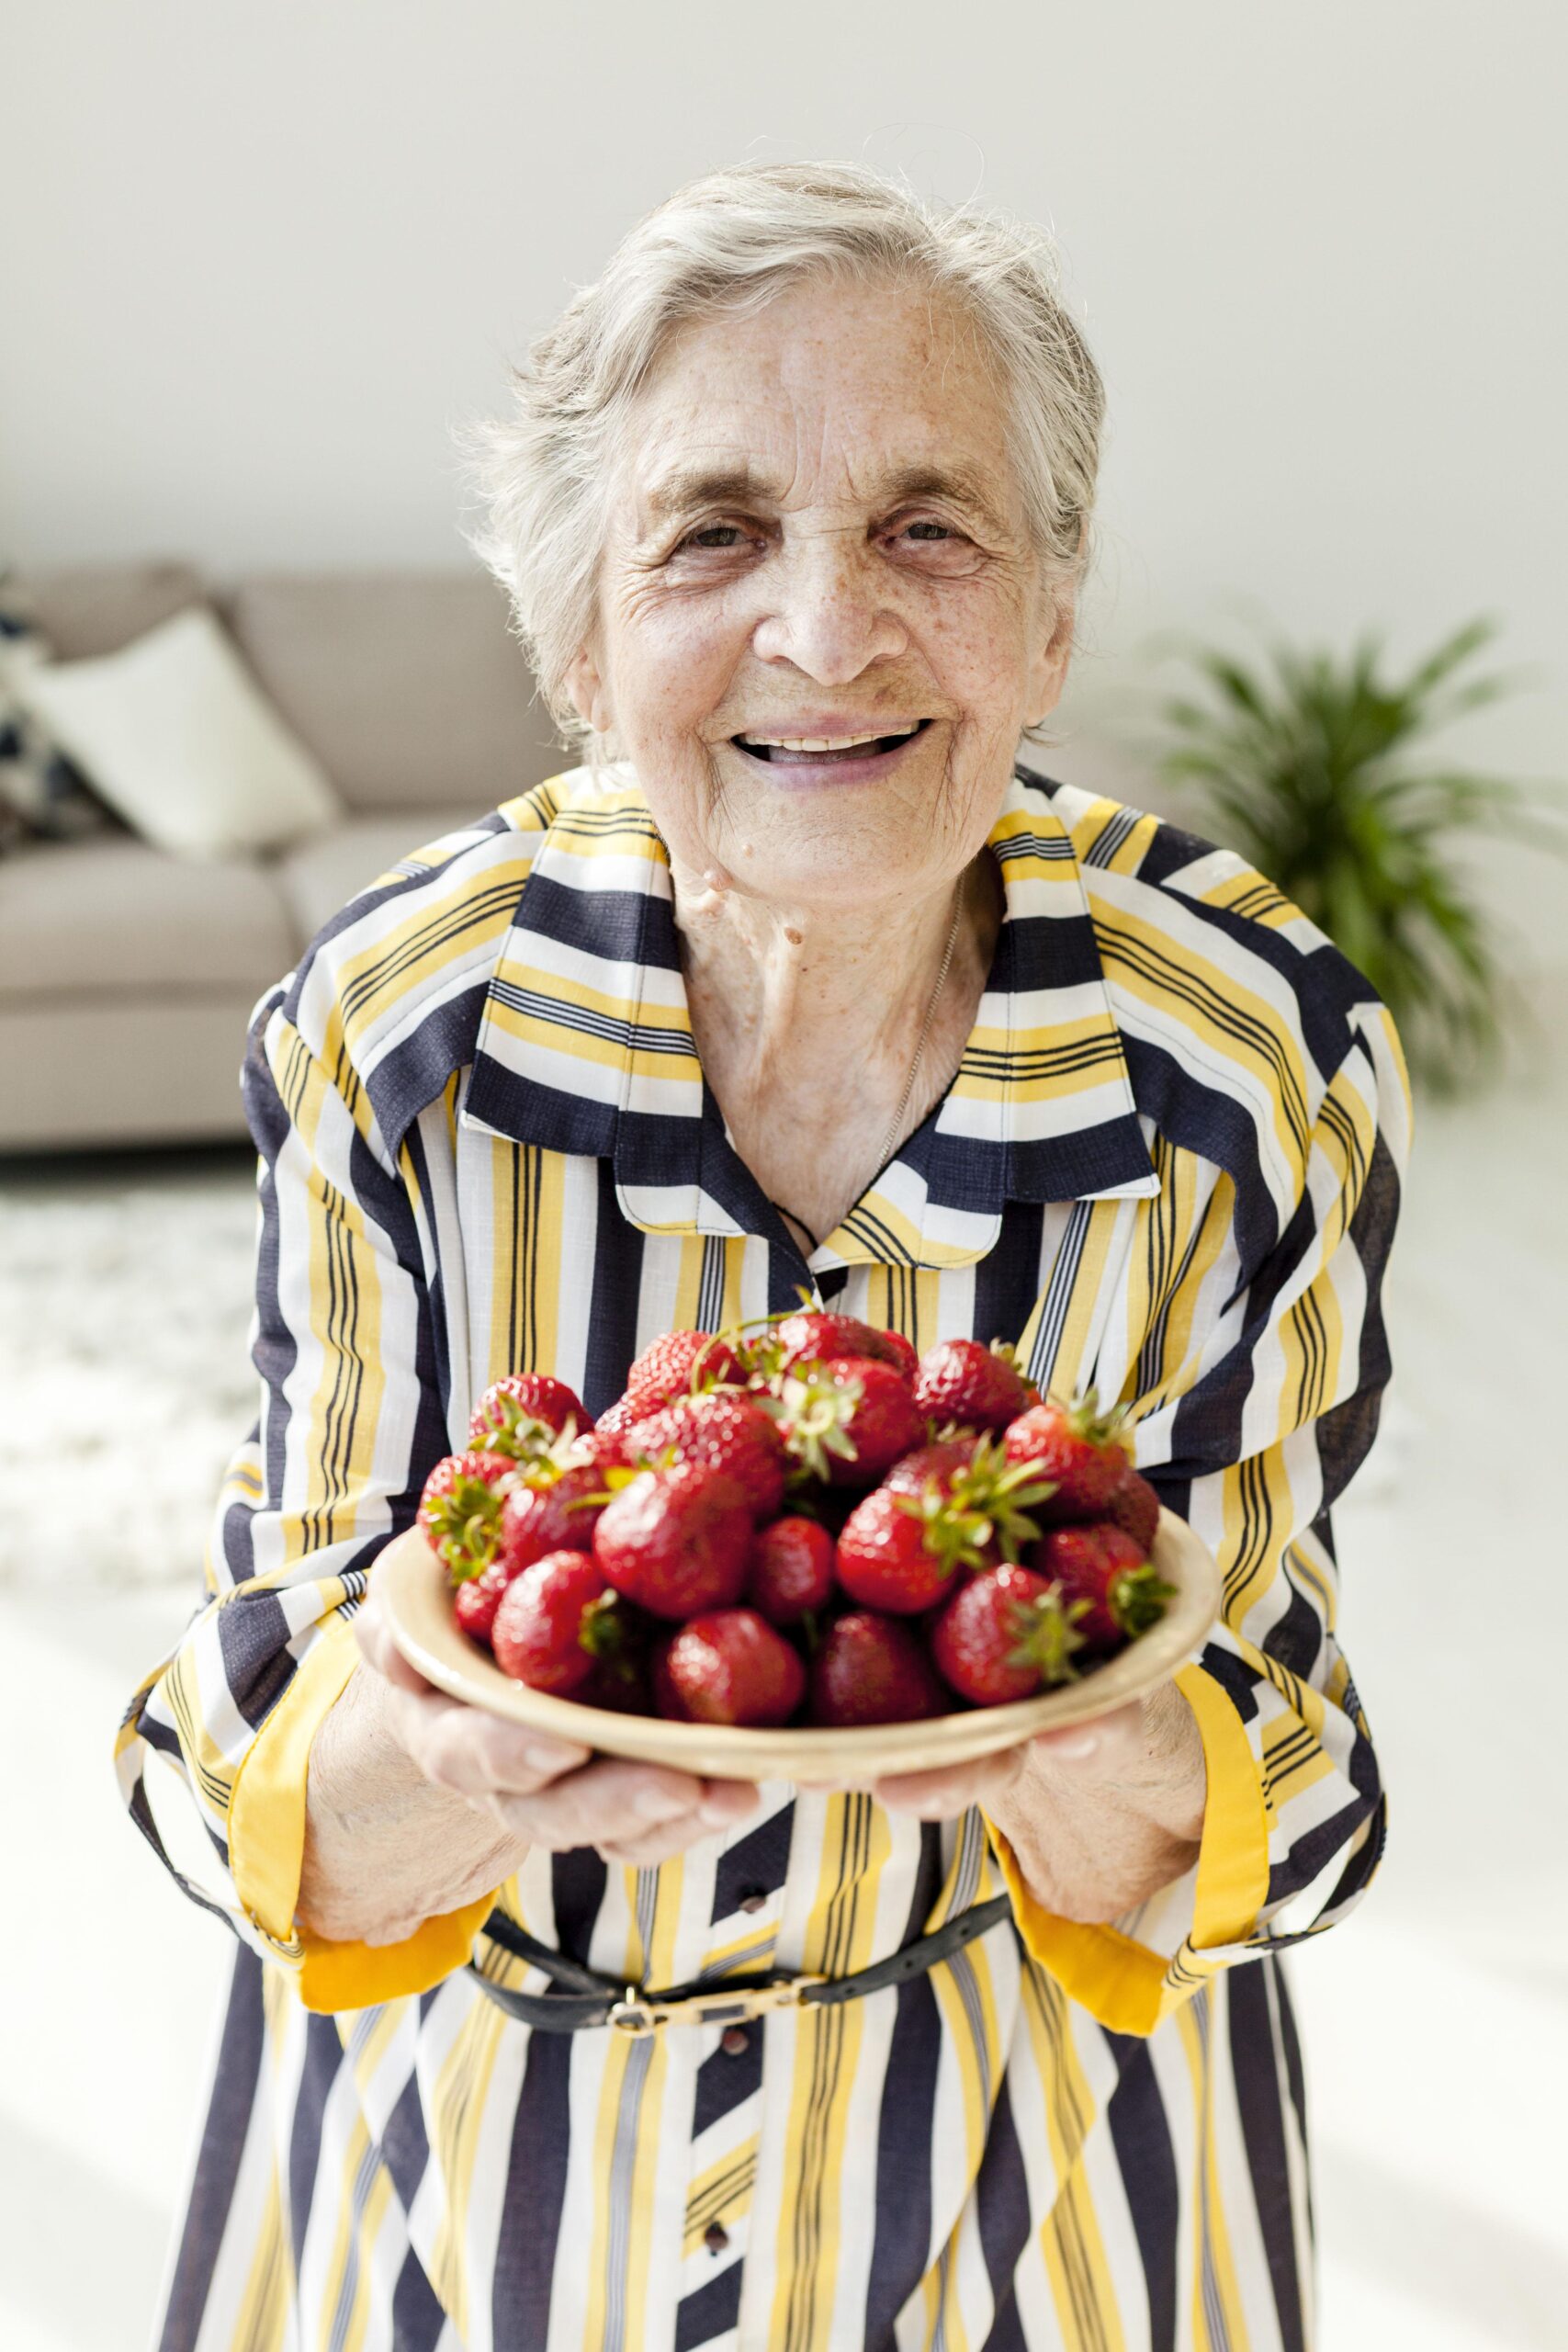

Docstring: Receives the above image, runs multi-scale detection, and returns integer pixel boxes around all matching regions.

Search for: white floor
[3,995,1565,2349]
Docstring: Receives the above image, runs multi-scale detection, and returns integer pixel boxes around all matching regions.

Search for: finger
[491,1769,761,1853]
[408,1699,592,1799]
[1029,1700,1146,1772]
[594,1777,761,1866]
[354,1590,436,1694]
[871,1747,1026,1817]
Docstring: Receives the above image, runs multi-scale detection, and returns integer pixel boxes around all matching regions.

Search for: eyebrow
[639,458,1011,536]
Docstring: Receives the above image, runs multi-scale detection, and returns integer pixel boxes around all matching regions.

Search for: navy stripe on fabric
[693,2018,764,2141]
[215,1589,294,1733]
[551,1845,611,1972]
[673,2256,744,2351]
[491,2030,575,2346]
[513,869,673,964]
[581,1161,644,1418]
[287,2016,342,2272]
[973,2075,1032,2352]
[711,1800,796,1923]
[378,2064,432,2213]
[389,2246,447,2352]
[155,1947,267,2352]
[1228,1964,1307,2352]
[862,1973,942,2350]
[1103,2030,1181,2352]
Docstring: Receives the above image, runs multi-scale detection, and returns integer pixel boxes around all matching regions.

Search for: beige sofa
[0,562,567,1153]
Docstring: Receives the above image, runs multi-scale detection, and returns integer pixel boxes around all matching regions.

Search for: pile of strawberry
[416,1310,1172,1730]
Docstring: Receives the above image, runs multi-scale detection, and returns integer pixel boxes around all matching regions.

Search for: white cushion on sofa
[16,605,342,859]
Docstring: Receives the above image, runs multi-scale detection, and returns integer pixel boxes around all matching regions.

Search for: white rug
[0,1149,260,1588]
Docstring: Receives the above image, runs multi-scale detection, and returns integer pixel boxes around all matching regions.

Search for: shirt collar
[459,763,1159,1266]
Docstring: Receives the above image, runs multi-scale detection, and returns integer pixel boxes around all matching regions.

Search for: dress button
[738,1889,767,1914]
[705,2222,729,2254]
[720,2025,750,2056]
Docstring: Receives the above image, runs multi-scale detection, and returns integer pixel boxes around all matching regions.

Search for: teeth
[738,724,920,751]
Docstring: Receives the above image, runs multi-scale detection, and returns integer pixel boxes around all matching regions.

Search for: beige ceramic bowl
[378,1508,1222,1783]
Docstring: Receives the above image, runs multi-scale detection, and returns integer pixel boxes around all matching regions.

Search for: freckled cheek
[620,610,740,747]
[923,603,1034,729]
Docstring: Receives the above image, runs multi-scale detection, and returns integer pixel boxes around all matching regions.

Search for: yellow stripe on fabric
[1175,1997,1251,2352]
[1015,1962,1125,2349]
[980,1661,1269,2038]
[295,1894,496,2015]
[233,2163,288,2350]
[1094,902,1312,1179]
[276,1046,390,1565]
[766,1793,891,2352]
[1135,1172,1236,1416]
[683,2137,760,2255]
[228,1614,361,1951]
[428,1996,513,2341]
[486,1139,569,1391]
[1017,1197,1134,1404]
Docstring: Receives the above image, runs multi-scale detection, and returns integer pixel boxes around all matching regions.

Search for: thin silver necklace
[874,879,964,1170]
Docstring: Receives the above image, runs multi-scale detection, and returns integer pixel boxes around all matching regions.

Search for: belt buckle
[607,1974,829,2034]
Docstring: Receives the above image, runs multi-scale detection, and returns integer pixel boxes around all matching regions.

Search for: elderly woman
[121,162,1409,2350]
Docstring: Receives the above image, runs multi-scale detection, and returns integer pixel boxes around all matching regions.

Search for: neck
[668,852,1005,1236]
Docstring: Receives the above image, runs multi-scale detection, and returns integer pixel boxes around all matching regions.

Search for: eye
[673,521,755,554]
[902,520,958,542]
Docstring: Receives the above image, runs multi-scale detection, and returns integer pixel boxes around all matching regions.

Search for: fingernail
[700,1795,750,1827]
[1053,1733,1100,1761]
[525,1744,584,1773]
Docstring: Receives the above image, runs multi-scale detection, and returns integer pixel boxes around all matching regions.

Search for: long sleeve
[114,991,495,2009]
[986,998,1414,2035]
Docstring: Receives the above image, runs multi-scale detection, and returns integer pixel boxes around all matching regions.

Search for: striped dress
[118,760,1411,2351]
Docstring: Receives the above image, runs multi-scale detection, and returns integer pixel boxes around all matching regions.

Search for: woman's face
[566,275,1073,910]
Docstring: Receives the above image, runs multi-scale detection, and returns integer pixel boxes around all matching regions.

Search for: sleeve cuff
[981,1658,1271,2038]
[226,1611,498,2013]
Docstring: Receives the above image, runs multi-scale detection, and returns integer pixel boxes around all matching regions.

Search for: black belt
[468,1893,1016,2035]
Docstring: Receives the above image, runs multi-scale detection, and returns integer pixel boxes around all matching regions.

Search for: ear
[562,643,612,733]
[1023,589,1077,729]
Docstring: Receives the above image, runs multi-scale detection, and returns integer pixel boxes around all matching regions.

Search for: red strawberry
[595,1394,641,1439]
[765,1311,912,1378]
[764,1356,924,1486]
[1032,1522,1174,1651]
[1103,1464,1161,1556]
[834,1485,991,1614]
[747,1516,836,1626]
[931,1563,1088,1704]
[653,1609,807,1727]
[592,1463,753,1619]
[881,1431,1057,1565]
[468,1373,587,1457]
[491,1549,634,1696]
[625,1392,787,1520]
[625,1329,745,1418]
[497,1460,613,1574]
[1001,1386,1129,1517]
[418,1452,517,1579]
[876,1329,919,1381]
[881,1438,982,1497]
[454,1552,527,1645]
[912,1338,1030,1435]
[808,1611,950,1728]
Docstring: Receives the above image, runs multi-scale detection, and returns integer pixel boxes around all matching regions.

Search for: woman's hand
[353,1570,761,1870]
[818,1684,1208,1926]
[297,1532,761,1948]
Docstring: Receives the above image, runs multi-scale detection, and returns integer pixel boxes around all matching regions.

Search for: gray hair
[457,159,1104,765]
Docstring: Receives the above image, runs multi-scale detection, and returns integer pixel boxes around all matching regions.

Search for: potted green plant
[1150,617,1565,1095]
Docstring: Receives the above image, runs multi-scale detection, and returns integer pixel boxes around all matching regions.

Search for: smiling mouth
[729,718,933,764]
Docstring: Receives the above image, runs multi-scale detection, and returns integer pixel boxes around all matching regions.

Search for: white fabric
[15,605,341,859]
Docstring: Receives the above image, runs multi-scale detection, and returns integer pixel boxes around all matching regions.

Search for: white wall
[6,0,1564,963]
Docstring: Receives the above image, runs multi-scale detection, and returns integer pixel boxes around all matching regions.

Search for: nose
[749,531,908,684]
